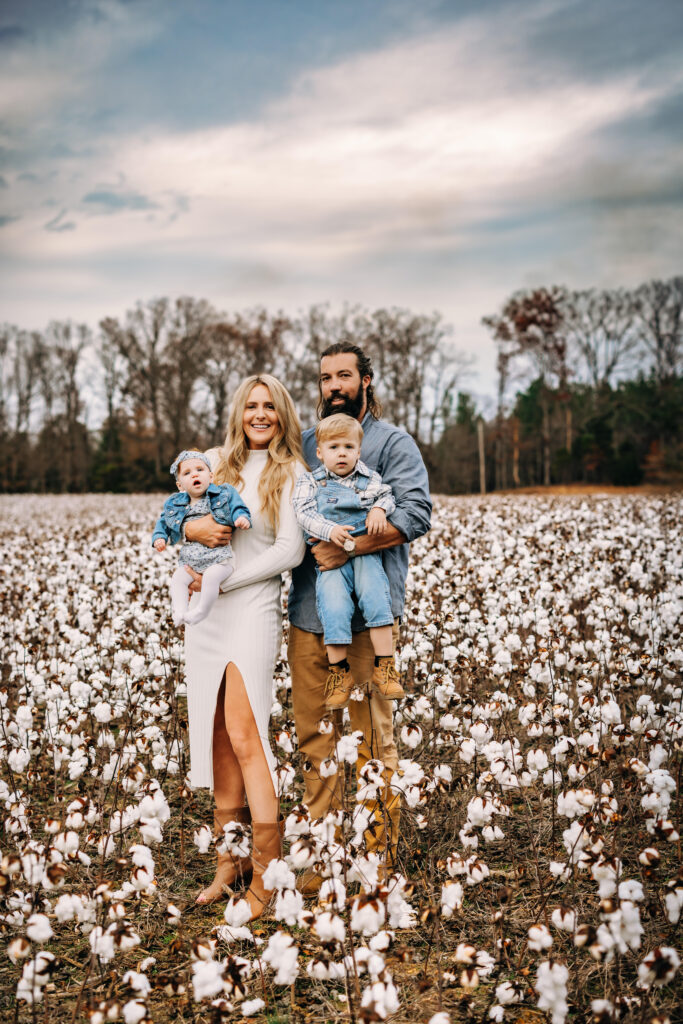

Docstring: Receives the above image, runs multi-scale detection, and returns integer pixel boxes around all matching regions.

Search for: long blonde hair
[213,374,306,533]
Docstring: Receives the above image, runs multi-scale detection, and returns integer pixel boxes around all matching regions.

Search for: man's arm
[311,523,406,570]
[185,516,233,547]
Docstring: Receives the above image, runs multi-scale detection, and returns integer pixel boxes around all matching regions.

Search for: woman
[183,374,307,919]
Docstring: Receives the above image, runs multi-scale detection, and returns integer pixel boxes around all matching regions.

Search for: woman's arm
[219,475,306,592]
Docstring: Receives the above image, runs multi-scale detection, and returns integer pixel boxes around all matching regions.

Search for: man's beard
[320,386,365,420]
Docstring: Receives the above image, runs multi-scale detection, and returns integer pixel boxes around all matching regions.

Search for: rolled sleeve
[366,472,396,516]
[379,433,432,543]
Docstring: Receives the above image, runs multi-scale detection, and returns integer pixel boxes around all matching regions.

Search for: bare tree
[100,298,177,478]
[633,276,683,382]
[563,288,639,388]
[98,334,126,426]
[484,287,570,486]
[159,296,215,451]
[199,307,295,444]
[45,320,91,490]
[354,308,465,445]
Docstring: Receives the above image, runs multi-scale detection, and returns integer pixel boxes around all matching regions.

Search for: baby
[292,413,405,710]
[152,449,251,627]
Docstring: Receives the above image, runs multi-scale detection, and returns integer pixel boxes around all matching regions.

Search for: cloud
[81,189,159,214]
[0,0,162,143]
[44,209,76,232]
[1,0,682,395]
[0,214,19,228]
[0,25,26,45]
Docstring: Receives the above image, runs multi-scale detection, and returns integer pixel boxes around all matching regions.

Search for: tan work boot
[324,662,355,710]
[246,821,282,921]
[195,806,252,905]
[371,657,405,700]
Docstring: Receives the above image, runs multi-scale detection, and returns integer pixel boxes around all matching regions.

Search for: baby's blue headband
[170,450,212,477]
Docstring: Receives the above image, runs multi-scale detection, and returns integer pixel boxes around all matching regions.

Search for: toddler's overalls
[312,470,393,646]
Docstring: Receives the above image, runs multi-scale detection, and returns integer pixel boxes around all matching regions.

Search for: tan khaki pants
[288,622,401,864]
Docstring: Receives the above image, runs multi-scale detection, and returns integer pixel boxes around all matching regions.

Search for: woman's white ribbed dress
[184,449,306,790]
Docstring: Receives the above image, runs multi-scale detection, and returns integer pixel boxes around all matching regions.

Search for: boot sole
[371,685,404,699]
[195,869,253,905]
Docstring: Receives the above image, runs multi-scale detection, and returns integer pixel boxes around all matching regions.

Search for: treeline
[0,302,467,492]
[474,277,683,491]
[0,277,681,495]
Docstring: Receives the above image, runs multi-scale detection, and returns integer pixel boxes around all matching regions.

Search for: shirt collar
[322,458,371,482]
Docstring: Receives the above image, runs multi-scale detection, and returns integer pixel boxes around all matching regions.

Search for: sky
[1,0,682,403]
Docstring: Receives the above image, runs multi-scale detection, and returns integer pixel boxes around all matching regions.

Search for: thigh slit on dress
[182,447,306,795]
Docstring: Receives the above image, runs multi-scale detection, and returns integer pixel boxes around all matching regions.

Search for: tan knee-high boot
[245,821,282,921]
[195,806,252,905]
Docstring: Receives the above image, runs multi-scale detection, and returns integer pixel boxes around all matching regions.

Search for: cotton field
[1,492,681,1024]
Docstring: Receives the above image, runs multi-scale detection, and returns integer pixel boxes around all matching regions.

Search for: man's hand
[313,522,408,571]
[311,540,349,570]
[233,516,251,530]
[366,507,387,536]
[185,515,233,547]
[186,566,203,594]
[153,538,166,552]
[329,523,354,549]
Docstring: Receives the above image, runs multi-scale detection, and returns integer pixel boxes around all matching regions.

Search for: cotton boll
[400,724,423,749]
[241,998,266,1016]
[7,937,32,964]
[122,971,151,997]
[224,898,252,928]
[262,931,299,985]
[313,911,346,944]
[637,947,680,988]
[274,888,305,926]
[350,895,386,936]
[440,880,463,918]
[193,826,213,854]
[26,913,53,943]
[528,923,553,951]
[191,960,225,1001]
[535,960,569,1024]
[262,860,296,891]
[551,906,577,932]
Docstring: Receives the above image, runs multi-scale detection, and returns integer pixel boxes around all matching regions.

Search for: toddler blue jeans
[316,553,393,645]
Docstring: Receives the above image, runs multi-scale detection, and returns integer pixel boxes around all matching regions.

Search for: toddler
[293,414,405,709]
[152,449,251,627]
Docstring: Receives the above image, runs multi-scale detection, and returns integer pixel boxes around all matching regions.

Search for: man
[288,343,432,892]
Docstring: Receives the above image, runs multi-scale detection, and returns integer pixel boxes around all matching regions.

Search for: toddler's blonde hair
[315,413,363,446]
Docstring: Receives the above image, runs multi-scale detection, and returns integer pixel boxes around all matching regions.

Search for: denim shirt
[288,413,432,633]
[151,483,251,547]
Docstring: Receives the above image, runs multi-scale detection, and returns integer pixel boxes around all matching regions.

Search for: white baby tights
[170,562,234,627]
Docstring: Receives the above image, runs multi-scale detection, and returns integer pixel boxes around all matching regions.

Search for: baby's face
[176,458,212,497]
[317,436,360,477]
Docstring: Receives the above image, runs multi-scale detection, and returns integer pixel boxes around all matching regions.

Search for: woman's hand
[186,567,203,594]
[366,507,387,535]
[185,515,233,547]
